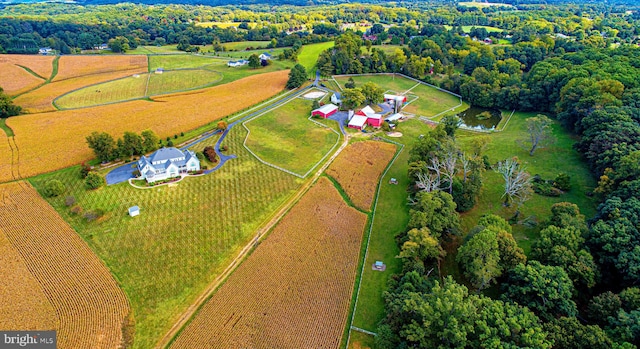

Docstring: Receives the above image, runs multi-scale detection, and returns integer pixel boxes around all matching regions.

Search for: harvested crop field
[54,55,147,81]
[0,181,130,348]
[326,141,397,211]
[14,68,148,113]
[0,63,44,96]
[0,54,54,79]
[3,70,288,182]
[170,176,367,349]
[0,228,57,331]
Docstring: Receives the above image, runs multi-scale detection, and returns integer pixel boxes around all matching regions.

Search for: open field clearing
[54,55,147,81]
[326,140,397,211]
[3,70,288,181]
[13,68,147,113]
[0,54,54,79]
[222,40,270,50]
[218,47,286,59]
[443,24,505,33]
[360,44,405,56]
[149,54,227,70]
[0,181,130,348]
[244,97,340,175]
[298,41,334,75]
[31,124,302,348]
[334,74,466,118]
[55,69,222,109]
[0,63,45,96]
[170,177,367,349]
[0,226,58,331]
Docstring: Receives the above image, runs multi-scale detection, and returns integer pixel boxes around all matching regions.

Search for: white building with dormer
[137,147,200,183]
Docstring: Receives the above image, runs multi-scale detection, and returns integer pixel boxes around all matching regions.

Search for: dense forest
[1,1,640,347]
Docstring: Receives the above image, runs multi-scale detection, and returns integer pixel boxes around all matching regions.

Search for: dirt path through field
[154,127,350,349]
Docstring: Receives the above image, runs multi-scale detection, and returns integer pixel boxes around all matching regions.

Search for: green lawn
[215,47,286,59]
[444,25,505,33]
[351,119,434,332]
[361,44,405,56]
[30,125,305,349]
[244,96,340,176]
[334,74,467,118]
[298,41,334,76]
[348,330,375,349]
[149,55,228,70]
[222,40,270,51]
[54,69,223,109]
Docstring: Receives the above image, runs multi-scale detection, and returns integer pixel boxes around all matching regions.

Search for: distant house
[39,47,53,55]
[93,43,109,50]
[311,103,339,118]
[137,147,200,183]
[128,206,140,217]
[483,38,493,44]
[363,34,377,41]
[227,59,249,67]
[155,68,164,74]
[259,52,272,61]
[331,92,342,105]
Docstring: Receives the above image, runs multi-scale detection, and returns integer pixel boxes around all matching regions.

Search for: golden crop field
[54,55,147,81]
[14,68,147,113]
[0,54,54,79]
[0,63,44,96]
[0,181,130,348]
[170,177,367,349]
[0,133,14,182]
[3,70,289,182]
[0,227,58,331]
[326,141,397,211]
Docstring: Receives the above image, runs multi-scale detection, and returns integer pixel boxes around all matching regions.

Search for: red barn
[311,103,339,118]
[355,106,383,128]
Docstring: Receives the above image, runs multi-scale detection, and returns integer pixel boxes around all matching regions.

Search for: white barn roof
[348,114,368,128]
[386,113,404,122]
[360,105,376,116]
[313,103,339,115]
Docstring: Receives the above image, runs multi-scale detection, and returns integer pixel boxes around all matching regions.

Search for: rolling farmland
[0,54,54,79]
[31,124,303,348]
[0,181,130,348]
[3,70,289,182]
[0,55,54,95]
[326,140,397,211]
[170,176,367,349]
[54,55,147,81]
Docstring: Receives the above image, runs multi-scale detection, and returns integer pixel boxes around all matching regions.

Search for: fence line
[351,326,377,337]
[345,137,405,348]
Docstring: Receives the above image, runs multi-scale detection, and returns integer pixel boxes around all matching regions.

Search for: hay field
[170,176,367,349]
[326,141,397,211]
[54,55,147,81]
[13,68,147,113]
[0,54,54,79]
[0,181,130,348]
[3,70,288,182]
[0,227,58,331]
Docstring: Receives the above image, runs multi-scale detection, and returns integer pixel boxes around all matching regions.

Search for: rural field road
[154,92,350,349]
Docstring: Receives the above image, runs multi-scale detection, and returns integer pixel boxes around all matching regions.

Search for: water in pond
[458,107,502,130]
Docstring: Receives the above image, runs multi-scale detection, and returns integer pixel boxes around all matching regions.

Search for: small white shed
[128,206,140,217]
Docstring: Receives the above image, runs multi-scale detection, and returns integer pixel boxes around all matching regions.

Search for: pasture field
[334,74,467,118]
[0,225,58,331]
[13,68,147,113]
[218,47,286,59]
[54,55,147,81]
[360,44,405,56]
[244,97,340,175]
[0,54,54,79]
[0,181,130,348]
[31,123,303,348]
[3,71,289,182]
[298,41,334,75]
[0,63,45,96]
[55,69,223,109]
[170,176,367,349]
[149,55,227,70]
[222,40,270,50]
[326,140,397,211]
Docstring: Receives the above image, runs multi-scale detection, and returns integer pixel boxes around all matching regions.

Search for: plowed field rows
[54,55,147,81]
[3,70,288,182]
[326,141,397,210]
[170,177,367,349]
[0,182,130,349]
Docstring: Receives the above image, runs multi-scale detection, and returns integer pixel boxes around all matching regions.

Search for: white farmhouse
[259,52,272,61]
[137,147,200,183]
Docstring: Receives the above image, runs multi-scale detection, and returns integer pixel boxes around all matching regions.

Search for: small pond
[457,107,502,130]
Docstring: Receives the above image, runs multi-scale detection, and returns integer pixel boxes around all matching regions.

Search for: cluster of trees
[0,87,21,118]
[340,80,384,110]
[86,129,160,163]
[285,64,307,89]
